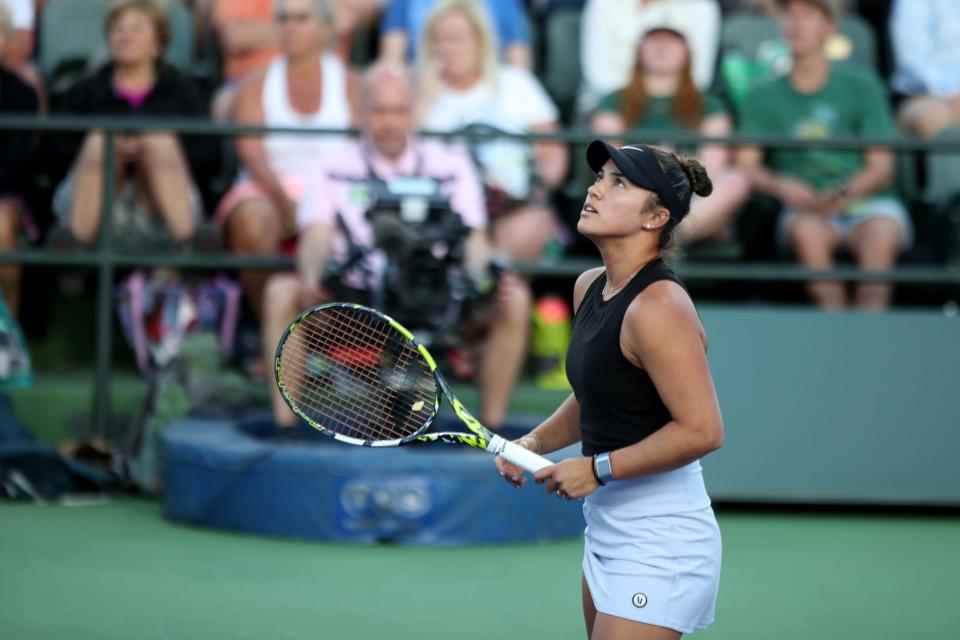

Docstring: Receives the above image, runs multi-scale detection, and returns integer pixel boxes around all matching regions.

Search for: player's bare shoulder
[625,280,707,351]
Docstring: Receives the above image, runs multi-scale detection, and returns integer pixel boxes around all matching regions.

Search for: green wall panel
[700,306,960,505]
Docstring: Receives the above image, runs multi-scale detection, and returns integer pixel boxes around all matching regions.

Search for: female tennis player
[496,140,723,639]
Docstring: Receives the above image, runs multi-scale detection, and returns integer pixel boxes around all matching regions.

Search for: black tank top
[566,257,683,456]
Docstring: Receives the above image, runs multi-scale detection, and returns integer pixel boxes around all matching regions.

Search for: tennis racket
[274,303,552,473]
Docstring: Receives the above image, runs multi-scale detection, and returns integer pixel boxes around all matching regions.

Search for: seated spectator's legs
[897,96,956,139]
[137,133,196,243]
[0,198,21,316]
[223,196,283,319]
[477,272,531,429]
[480,205,553,427]
[262,272,326,427]
[68,132,124,244]
[263,273,300,426]
[847,217,902,312]
[68,132,197,244]
[786,212,846,310]
[676,169,751,244]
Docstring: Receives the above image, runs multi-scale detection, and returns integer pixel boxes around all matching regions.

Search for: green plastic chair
[924,128,960,210]
[542,9,582,122]
[922,128,960,264]
[39,0,111,95]
[164,1,195,73]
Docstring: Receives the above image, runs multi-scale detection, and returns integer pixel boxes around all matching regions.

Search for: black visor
[586,140,689,219]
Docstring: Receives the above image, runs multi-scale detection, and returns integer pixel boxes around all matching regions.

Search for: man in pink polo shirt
[262,61,532,434]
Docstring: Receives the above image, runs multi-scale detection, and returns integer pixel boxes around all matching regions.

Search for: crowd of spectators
[1,0,959,403]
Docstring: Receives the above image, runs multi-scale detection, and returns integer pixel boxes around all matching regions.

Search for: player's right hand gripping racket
[274,303,552,473]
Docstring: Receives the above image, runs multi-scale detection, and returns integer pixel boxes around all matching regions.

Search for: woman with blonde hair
[415,0,568,263]
[592,16,749,244]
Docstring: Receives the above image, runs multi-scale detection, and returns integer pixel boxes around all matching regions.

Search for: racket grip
[487,435,553,473]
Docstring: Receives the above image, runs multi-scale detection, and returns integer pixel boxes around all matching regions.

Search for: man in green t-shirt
[737,0,910,312]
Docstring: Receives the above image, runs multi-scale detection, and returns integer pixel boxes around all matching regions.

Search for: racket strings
[297,314,423,410]
[278,307,438,442]
[281,319,424,442]
[282,327,415,441]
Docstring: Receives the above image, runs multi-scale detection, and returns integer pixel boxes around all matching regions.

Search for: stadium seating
[922,128,960,264]
[163,1,194,72]
[541,9,582,122]
[39,0,111,95]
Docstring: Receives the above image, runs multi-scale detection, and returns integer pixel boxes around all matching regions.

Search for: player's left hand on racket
[495,442,543,488]
[534,457,600,500]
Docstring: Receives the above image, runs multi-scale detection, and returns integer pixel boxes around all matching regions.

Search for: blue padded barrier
[162,415,585,545]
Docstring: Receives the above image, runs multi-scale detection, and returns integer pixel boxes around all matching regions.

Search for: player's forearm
[524,393,581,455]
[608,419,723,480]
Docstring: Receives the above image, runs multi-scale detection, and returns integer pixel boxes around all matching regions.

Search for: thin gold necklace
[602,257,656,300]
[602,268,642,300]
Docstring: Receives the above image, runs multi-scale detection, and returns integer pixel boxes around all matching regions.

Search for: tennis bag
[0,394,116,501]
[116,270,253,494]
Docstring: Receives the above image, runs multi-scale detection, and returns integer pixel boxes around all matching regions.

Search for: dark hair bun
[680,156,713,198]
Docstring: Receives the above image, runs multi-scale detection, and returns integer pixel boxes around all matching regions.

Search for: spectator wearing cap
[579,0,721,115]
[737,0,908,311]
[890,0,960,139]
[591,15,749,244]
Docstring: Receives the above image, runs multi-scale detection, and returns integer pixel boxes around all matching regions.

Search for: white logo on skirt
[632,593,647,608]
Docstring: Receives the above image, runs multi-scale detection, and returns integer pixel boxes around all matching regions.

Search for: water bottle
[530,295,572,390]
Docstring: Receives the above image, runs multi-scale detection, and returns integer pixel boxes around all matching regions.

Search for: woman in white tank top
[261,52,350,178]
[215,0,356,320]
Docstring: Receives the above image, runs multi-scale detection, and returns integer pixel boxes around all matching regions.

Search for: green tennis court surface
[1,500,957,639]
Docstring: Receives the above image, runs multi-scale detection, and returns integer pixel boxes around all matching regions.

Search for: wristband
[593,452,614,485]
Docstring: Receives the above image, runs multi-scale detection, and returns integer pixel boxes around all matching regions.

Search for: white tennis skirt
[582,462,722,634]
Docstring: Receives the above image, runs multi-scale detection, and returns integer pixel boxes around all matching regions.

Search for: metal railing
[2,115,960,435]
